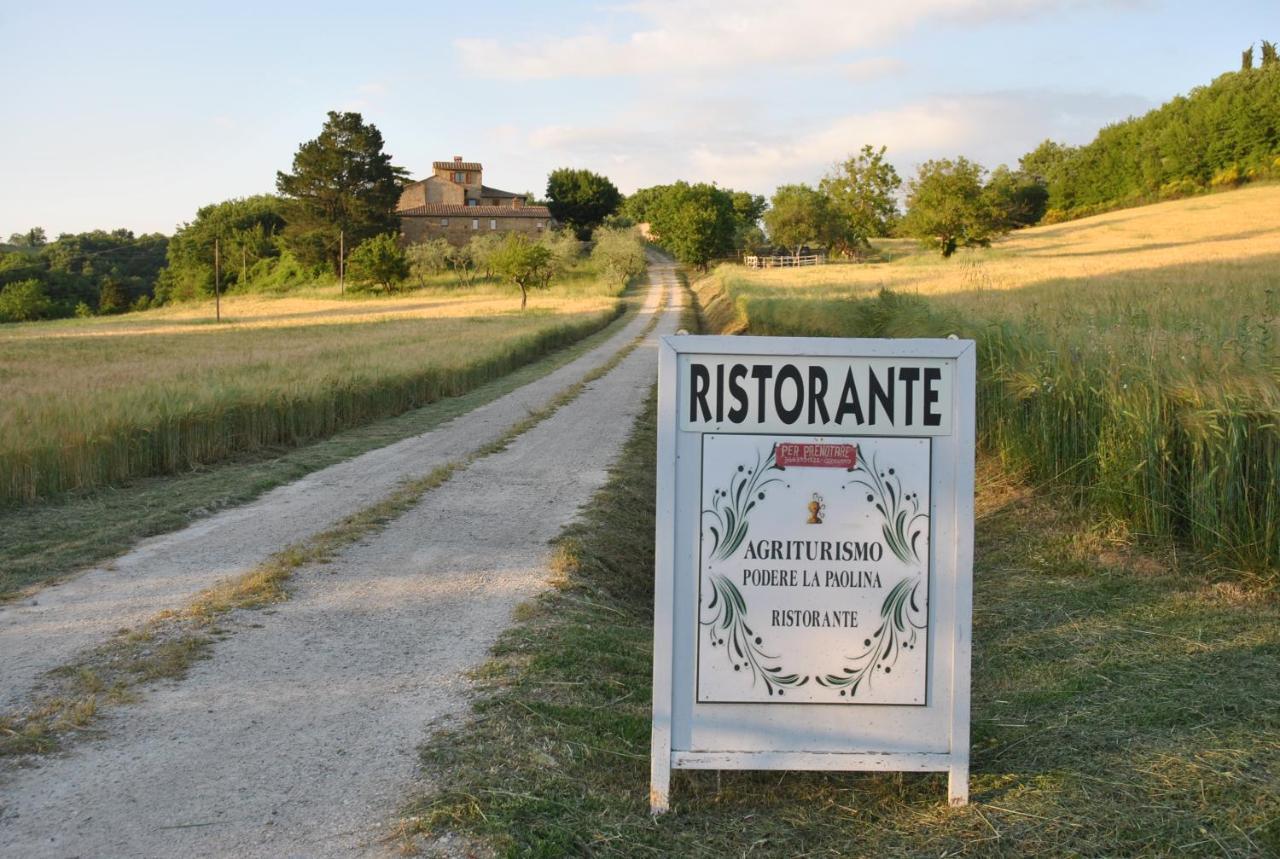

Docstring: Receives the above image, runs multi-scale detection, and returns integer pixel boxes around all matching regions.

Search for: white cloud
[843,57,908,81]
[524,89,1151,193]
[456,0,1082,79]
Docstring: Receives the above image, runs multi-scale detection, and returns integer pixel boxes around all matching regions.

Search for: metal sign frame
[650,335,976,812]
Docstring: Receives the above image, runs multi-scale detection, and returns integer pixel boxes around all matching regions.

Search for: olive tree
[490,233,554,309]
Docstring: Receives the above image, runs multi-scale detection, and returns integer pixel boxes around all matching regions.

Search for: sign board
[651,336,975,812]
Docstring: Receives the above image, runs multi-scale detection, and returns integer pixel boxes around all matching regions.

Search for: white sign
[651,335,975,813]
[697,434,930,705]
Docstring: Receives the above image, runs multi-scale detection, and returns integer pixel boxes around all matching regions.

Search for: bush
[1210,165,1244,188]
[1158,178,1202,200]
[98,280,130,314]
[541,229,583,269]
[0,279,54,322]
[467,233,505,279]
[345,233,409,292]
[247,249,321,293]
[405,239,453,286]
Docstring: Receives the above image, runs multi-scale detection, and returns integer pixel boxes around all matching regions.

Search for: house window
[440,218,449,226]
[466,199,477,206]
[536,221,544,230]
[454,171,465,182]
[489,219,497,230]
[471,219,479,230]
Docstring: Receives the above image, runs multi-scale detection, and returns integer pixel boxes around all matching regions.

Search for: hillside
[1040,62,1280,218]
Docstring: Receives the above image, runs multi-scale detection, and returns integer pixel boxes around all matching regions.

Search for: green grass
[0,289,643,599]
[400,390,1280,857]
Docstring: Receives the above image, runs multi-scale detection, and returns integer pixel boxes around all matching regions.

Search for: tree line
[1034,49,1280,220]
[0,228,168,322]
[3,46,1274,321]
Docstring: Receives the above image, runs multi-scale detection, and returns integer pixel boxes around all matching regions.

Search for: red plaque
[774,442,857,469]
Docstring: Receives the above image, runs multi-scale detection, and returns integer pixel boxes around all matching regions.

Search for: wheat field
[702,185,1280,569]
[0,276,625,505]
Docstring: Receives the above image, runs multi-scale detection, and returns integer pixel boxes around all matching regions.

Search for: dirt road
[0,256,682,857]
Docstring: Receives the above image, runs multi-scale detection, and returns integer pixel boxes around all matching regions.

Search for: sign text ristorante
[682,356,954,435]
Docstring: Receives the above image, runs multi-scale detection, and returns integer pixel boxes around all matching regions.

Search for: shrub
[406,239,453,286]
[467,233,505,279]
[0,279,54,322]
[346,233,409,292]
[247,249,321,293]
[1158,178,1201,200]
[1210,165,1244,188]
[98,280,130,314]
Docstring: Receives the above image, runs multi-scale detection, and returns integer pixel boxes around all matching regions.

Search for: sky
[1,0,1275,237]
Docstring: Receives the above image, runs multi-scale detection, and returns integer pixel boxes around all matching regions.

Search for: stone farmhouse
[397,156,553,246]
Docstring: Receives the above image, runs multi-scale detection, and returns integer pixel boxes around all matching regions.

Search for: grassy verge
[400,387,1279,857]
[0,276,671,759]
[0,289,644,599]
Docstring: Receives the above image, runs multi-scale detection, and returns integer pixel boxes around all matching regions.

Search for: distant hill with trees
[1032,47,1280,221]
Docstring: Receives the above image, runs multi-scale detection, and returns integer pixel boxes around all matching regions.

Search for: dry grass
[0,270,625,504]
[734,183,1280,302]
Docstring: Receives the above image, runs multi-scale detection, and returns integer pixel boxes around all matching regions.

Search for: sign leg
[948,764,969,807]
[649,766,670,815]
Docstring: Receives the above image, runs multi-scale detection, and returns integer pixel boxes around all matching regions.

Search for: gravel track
[0,258,681,858]
[0,265,666,715]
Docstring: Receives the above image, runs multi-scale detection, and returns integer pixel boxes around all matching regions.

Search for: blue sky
[1,1,1275,236]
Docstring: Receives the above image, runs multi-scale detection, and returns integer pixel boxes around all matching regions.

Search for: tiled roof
[433,161,483,171]
[398,204,551,219]
[480,185,523,199]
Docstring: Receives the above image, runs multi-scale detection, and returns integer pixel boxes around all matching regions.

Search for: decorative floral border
[816,575,926,697]
[701,445,783,561]
[844,446,929,566]
[702,574,809,696]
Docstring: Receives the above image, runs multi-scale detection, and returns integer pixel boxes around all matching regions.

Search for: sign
[774,441,856,469]
[651,335,975,812]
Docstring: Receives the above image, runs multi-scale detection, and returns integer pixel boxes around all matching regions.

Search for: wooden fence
[743,253,826,269]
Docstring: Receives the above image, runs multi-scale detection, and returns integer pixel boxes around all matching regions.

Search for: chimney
[453,155,463,163]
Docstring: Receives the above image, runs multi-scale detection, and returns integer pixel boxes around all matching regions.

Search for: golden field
[700,185,1280,569]
[0,274,626,505]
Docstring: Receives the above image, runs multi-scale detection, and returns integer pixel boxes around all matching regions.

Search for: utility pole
[214,237,221,322]
[241,245,247,285]
[339,229,345,294]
